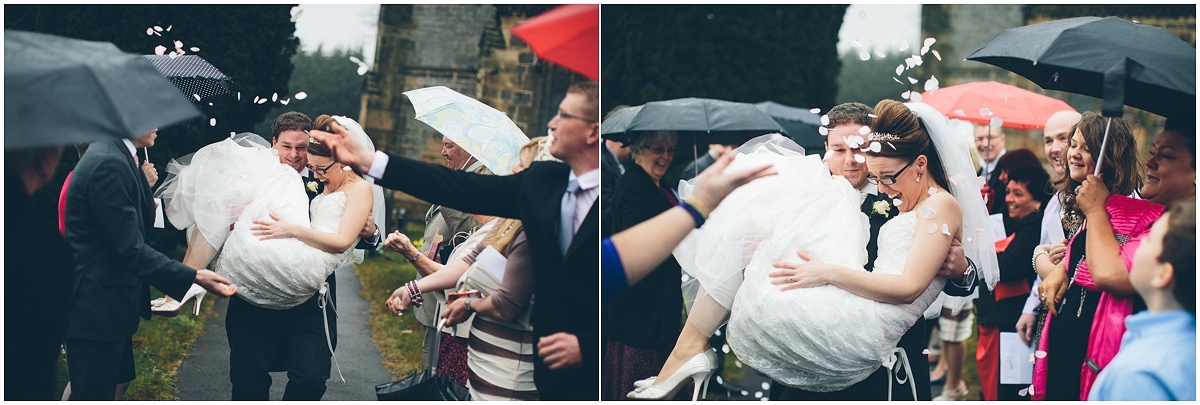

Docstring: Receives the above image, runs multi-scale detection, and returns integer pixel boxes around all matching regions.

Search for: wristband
[1032,249,1050,272]
[683,195,712,219]
[678,201,705,228]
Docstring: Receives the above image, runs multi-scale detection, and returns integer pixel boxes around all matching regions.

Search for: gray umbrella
[5,30,201,149]
[754,101,824,155]
[600,97,786,146]
[143,55,233,103]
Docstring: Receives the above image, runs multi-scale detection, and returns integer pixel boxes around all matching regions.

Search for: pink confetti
[146,28,155,36]
[295,92,308,100]
[874,49,886,59]
[921,207,936,219]
[868,114,878,118]
[927,223,938,233]
[1019,387,1030,397]
[236,92,241,101]
[257,98,268,104]
[154,45,167,55]
[1029,353,1037,364]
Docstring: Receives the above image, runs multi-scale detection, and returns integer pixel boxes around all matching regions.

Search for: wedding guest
[310,81,601,400]
[1089,201,1195,401]
[603,131,684,400]
[602,106,632,238]
[975,124,1009,215]
[1140,116,1195,207]
[975,149,1049,401]
[1034,112,1162,400]
[63,130,235,400]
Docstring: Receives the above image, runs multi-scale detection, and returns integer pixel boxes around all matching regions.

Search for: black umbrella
[967,16,1195,119]
[967,16,1196,174]
[5,30,201,150]
[600,97,787,146]
[754,101,824,155]
[599,105,642,145]
[142,55,233,103]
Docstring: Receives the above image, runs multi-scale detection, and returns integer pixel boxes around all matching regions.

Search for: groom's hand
[937,238,967,278]
[195,269,236,297]
[537,332,582,370]
[308,122,374,174]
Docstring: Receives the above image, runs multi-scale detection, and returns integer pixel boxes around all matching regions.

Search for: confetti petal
[990,117,1004,128]
[942,223,951,236]
[893,198,903,207]
[154,45,167,55]
[295,92,308,100]
[927,223,938,233]
[253,96,261,103]
[236,92,241,101]
[921,207,936,219]
[928,187,937,196]
[950,174,966,185]
[895,64,905,76]
[869,141,882,153]
[761,382,771,390]
[1029,353,1037,364]
[910,93,922,103]
[208,102,213,106]
[193,94,201,101]
[887,141,896,150]
[1019,388,1030,397]
[854,154,865,163]
[174,40,183,49]
[290,6,304,22]
[823,150,834,161]
[722,344,731,354]
[280,99,290,105]
[953,109,966,116]
[146,28,155,36]
[898,40,909,52]
[154,25,164,32]
[874,49,886,59]
[190,46,200,52]
[980,107,993,117]
[868,113,877,118]
[948,118,961,127]
[820,115,830,126]
[257,98,268,104]
[858,126,870,135]
[209,118,216,126]
[931,49,942,61]
[922,349,930,355]
[809,108,820,114]
[858,50,871,61]
[893,77,903,84]
[924,75,939,93]
[165,25,172,31]
[818,126,829,136]
[907,77,918,84]
[901,90,911,100]
[272,92,279,102]
[1035,350,1047,359]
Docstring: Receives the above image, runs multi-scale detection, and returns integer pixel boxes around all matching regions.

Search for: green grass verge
[355,224,428,380]
[54,288,217,400]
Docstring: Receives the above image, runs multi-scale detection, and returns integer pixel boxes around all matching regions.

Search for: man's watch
[464,297,475,313]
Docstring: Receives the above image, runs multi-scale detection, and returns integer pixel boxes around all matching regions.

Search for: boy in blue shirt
[1089,201,1195,401]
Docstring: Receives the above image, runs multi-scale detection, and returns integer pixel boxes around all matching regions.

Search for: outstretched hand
[194,269,236,297]
[689,152,777,212]
[769,250,836,290]
[308,121,374,174]
[386,285,413,315]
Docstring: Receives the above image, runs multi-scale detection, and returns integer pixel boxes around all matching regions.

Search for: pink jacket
[1031,195,1162,400]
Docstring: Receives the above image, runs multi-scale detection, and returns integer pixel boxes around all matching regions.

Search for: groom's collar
[859,183,880,196]
[299,166,312,177]
[122,139,138,160]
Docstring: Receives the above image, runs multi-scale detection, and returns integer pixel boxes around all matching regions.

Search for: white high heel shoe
[627,349,718,401]
[151,284,207,317]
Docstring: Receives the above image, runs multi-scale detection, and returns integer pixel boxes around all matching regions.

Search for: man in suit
[225,112,381,400]
[311,81,601,400]
[601,106,630,238]
[680,144,735,181]
[413,136,488,371]
[64,129,236,400]
[975,124,1008,216]
[769,102,977,401]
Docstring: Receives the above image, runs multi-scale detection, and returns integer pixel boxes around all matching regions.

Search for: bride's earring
[916,172,922,183]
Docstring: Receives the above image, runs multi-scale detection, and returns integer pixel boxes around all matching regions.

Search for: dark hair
[272,111,312,139]
[825,102,873,129]
[1160,200,1196,313]
[866,100,950,191]
[1054,112,1143,219]
[1000,149,1053,205]
[568,81,599,121]
[1161,117,1196,169]
[307,114,363,177]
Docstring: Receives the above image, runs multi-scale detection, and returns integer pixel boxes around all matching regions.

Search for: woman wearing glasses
[628,100,998,400]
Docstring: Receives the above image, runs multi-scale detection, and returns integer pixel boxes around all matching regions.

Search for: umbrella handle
[1092,117,1112,177]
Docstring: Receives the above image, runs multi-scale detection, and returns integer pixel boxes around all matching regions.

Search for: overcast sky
[292,4,921,67]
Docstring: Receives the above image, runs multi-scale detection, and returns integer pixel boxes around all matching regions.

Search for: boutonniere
[871,199,892,218]
[306,181,319,193]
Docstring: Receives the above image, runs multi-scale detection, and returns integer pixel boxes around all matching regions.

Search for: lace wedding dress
[158,134,350,310]
[673,135,946,391]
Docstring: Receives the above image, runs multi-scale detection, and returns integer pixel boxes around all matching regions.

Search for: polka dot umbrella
[142,54,233,103]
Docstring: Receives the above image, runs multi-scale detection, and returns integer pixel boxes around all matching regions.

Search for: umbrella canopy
[601,97,786,146]
[142,54,233,103]
[511,4,598,80]
[917,81,1075,130]
[754,101,824,153]
[5,30,201,150]
[600,105,642,144]
[966,16,1196,119]
[402,86,529,175]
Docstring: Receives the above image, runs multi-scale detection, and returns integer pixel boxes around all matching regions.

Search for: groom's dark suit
[375,154,599,400]
[64,139,198,400]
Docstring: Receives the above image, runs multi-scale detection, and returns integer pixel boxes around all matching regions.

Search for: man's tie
[559,179,580,254]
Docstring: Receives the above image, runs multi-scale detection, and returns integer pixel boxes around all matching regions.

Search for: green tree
[7,4,299,253]
[601,5,848,115]
[251,45,369,135]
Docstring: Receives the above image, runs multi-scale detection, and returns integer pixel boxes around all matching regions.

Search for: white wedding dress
[158,134,350,310]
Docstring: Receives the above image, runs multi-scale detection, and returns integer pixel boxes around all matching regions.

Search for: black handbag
[375,369,471,401]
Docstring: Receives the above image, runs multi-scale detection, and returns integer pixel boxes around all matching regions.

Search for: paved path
[176,265,394,400]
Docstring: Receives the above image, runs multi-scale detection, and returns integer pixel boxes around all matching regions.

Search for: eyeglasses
[866,159,915,186]
[555,110,597,123]
[646,146,676,155]
[308,161,336,175]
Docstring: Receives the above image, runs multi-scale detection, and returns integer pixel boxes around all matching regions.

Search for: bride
[629,100,998,399]
[156,116,375,311]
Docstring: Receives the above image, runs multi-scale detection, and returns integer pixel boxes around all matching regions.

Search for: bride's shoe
[633,376,657,389]
[627,349,717,401]
[151,284,207,317]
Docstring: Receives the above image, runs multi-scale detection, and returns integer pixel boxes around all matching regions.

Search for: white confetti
[898,40,909,52]
[258,98,268,104]
[868,141,882,153]
[980,107,993,117]
[193,94,201,101]
[928,187,938,196]
[859,50,871,61]
[868,114,878,118]
[154,45,167,55]
[722,344,731,354]
[230,132,236,138]
[975,228,985,237]
[175,47,186,55]
[809,108,821,114]
[272,92,278,102]
[907,77,918,84]
[174,40,183,49]
[209,118,216,126]
[1029,353,1037,364]
[280,98,290,105]
[165,25,172,31]
[820,115,830,126]
[295,92,308,100]
[990,117,1004,128]
[854,154,865,163]
[818,126,829,136]
[762,382,771,390]
[858,126,871,135]
[941,223,951,236]
[874,49,886,59]
[923,37,936,48]
[290,6,304,22]
[895,64,904,76]
[910,92,922,103]
[924,75,939,94]
[922,349,930,355]
[190,46,200,52]
[966,237,973,244]
[154,25,164,32]
[901,90,911,100]
[208,102,213,106]
[823,150,834,161]
[858,8,867,20]
[931,49,942,61]
[755,392,764,399]
[850,37,861,48]
[887,141,896,150]
[146,28,155,36]
[253,96,261,103]
[927,223,938,233]
[168,52,179,59]
[921,207,936,219]
[953,109,966,116]
[893,77,903,84]
[893,198,903,207]
[950,174,966,184]
[1019,387,1030,397]
[1034,350,1047,359]
[350,55,370,75]
[949,118,961,127]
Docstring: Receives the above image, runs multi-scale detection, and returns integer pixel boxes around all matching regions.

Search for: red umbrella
[510,4,598,80]
[917,81,1073,130]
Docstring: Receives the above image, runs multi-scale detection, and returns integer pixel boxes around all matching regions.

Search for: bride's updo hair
[310,114,363,177]
[866,100,951,191]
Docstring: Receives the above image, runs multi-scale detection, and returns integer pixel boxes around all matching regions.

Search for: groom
[225,112,381,400]
[63,129,237,400]
[769,102,977,401]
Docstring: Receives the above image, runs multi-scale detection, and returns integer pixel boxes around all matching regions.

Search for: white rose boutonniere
[871,200,892,218]
[306,181,319,193]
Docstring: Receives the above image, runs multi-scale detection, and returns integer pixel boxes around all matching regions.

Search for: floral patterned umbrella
[403,86,529,175]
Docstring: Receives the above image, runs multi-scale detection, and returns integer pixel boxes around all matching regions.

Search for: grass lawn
[355,225,428,379]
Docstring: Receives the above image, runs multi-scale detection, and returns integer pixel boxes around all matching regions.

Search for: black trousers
[770,317,931,401]
[64,338,135,401]
[226,278,336,401]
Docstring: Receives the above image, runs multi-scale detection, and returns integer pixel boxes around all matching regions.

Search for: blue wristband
[678,201,705,228]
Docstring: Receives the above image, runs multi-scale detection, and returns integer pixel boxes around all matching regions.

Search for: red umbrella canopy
[510,4,598,80]
[918,81,1074,130]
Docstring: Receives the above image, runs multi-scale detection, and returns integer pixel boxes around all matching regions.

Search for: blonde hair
[481,218,523,253]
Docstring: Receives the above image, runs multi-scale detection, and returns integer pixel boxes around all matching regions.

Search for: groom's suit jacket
[375,154,598,400]
[64,140,196,341]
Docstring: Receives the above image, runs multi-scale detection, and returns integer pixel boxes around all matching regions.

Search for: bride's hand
[770,250,836,290]
[387,286,412,315]
[251,213,298,240]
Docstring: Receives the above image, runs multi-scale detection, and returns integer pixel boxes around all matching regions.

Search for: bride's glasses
[866,159,915,186]
[308,161,336,175]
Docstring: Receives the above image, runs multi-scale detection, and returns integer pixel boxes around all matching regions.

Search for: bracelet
[683,195,712,219]
[1032,249,1050,273]
[405,250,420,262]
[678,201,705,228]
[406,280,424,307]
